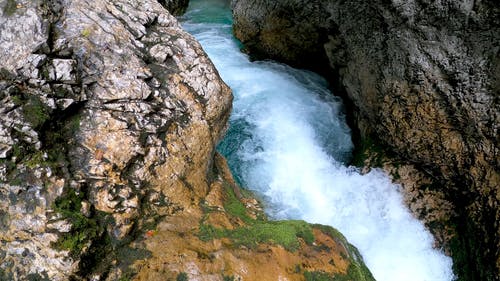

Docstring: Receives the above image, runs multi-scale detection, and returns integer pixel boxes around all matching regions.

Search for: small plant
[2,0,17,16]
[22,96,50,129]
[81,27,92,37]
[350,135,386,168]
[222,182,252,223]
[52,189,102,256]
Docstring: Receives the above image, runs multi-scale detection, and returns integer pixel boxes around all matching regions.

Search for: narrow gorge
[230,0,499,280]
[182,1,453,280]
[0,0,498,281]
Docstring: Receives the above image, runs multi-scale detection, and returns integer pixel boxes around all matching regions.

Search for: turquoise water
[181,1,454,280]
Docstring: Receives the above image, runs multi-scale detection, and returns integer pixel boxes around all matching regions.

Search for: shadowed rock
[231,0,500,280]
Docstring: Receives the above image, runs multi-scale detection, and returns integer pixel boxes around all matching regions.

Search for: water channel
[181,1,454,280]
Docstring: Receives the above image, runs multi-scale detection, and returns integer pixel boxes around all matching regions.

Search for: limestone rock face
[0,0,231,279]
[231,0,500,280]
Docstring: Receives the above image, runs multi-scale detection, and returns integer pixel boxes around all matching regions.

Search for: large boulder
[0,0,231,279]
[231,0,500,280]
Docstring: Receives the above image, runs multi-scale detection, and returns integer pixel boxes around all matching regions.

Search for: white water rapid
[181,1,455,280]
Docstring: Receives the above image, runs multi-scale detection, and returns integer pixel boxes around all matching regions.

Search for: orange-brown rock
[131,154,374,281]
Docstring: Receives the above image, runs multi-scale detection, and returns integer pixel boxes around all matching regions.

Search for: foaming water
[181,1,455,280]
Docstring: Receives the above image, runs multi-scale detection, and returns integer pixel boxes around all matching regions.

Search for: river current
[181,1,455,280]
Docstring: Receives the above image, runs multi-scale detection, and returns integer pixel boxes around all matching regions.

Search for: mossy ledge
[198,179,375,281]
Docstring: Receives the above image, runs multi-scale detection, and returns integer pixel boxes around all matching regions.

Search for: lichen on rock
[0,0,231,279]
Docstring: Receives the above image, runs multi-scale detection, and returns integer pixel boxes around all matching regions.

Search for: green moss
[81,27,92,37]
[201,172,373,280]
[307,224,375,281]
[2,0,17,16]
[199,182,314,251]
[312,224,348,243]
[304,271,332,281]
[52,189,102,257]
[199,220,314,251]
[304,263,375,281]
[11,144,23,159]
[176,272,188,281]
[8,177,22,186]
[25,151,45,169]
[22,96,50,129]
[11,95,22,106]
[0,68,15,80]
[341,255,376,281]
[26,272,50,281]
[222,183,253,223]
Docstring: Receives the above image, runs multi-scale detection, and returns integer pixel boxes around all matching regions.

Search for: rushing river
[181,1,455,280]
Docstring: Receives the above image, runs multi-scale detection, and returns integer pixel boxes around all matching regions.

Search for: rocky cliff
[0,0,232,279]
[231,0,500,280]
[0,0,375,280]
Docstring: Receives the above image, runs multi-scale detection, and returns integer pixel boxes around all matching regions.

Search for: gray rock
[0,0,232,280]
[231,0,500,280]
[48,59,77,83]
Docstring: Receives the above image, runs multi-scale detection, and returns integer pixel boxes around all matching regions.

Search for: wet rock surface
[231,0,500,280]
[0,0,376,280]
[132,153,375,281]
[0,0,231,279]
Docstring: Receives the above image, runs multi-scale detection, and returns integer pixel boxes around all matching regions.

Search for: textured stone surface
[158,0,189,15]
[231,0,500,280]
[131,153,375,281]
[0,0,375,280]
[0,0,231,279]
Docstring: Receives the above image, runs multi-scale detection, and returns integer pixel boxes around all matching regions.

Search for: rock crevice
[1,0,231,279]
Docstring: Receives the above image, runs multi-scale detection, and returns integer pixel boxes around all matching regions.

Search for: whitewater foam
[182,1,455,280]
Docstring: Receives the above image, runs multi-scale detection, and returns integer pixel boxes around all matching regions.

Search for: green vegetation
[222,275,235,281]
[304,262,375,281]
[52,189,102,257]
[198,183,314,251]
[304,271,333,281]
[26,273,50,281]
[2,0,17,16]
[222,183,253,223]
[81,27,92,37]
[312,224,348,244]
[199,219,314,251]
[23,96,50,129]
[11,95,22,106]
[307,224,375,281]
[176,272,188,281]
[339,256,376,281]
